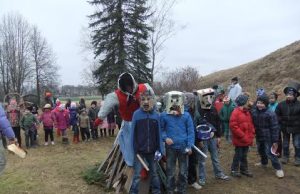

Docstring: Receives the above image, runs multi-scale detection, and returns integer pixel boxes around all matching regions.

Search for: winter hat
[71,102,76,108]
[283,80,300,97]
[256,88,266,97]
[231,77,238,82]
[235,94,249,106]
[257,94,269,107]
[43,104,51,109]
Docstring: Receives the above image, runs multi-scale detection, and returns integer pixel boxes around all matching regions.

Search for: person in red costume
[95,72,155,166]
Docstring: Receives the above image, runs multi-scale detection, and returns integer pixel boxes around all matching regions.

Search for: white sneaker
[51,141,55,145]
[276,170,284,178]
[44,142,48,146]
[191,182,202,190]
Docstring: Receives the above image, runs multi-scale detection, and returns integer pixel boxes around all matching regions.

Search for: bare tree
[0,13,32,94]
[79,26,98,87]
[153,66,202,95]
[148,0,177,84]
[30,26,58,105]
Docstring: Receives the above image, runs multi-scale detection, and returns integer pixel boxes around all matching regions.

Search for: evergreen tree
[126,0,152,83]
[89,0,152,94]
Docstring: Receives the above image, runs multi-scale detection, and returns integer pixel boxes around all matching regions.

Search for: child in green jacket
[219,96,235,143]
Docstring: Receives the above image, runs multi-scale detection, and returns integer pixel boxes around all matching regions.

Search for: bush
[82,165,106,185]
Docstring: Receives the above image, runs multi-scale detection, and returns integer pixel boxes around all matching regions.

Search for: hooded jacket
[275,99,300,134]
[230,107,255,146]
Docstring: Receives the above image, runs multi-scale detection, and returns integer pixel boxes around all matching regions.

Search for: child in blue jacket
[161,91,195,194]
[130,90,162,194]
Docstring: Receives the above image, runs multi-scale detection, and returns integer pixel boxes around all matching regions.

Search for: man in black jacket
[276,81,300,166]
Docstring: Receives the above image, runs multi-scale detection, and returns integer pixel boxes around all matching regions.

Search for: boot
[62,137,69,144]
[76,135,80,143]
[104,129,107,137]
[112,129,115,136]
[240,170,253,177]
[108,129,112,136]
[100,129,103,137]
[56,129,61,137]
[73,136,76,143]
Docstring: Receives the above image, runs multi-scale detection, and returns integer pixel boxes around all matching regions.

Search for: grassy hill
[199,41,300,96]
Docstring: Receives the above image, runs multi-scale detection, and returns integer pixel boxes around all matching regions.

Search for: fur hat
[257,94,269,107]
[235,94,248,106]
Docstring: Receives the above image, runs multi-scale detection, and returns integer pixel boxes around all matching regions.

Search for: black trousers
[12,127,22,146]
[231,146,249,172]
[188,149,198,184]
[80,127,90,141]
[44,127,54,142]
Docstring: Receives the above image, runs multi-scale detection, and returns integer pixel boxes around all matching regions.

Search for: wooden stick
[193,145,207,158]
[136,154,149,171]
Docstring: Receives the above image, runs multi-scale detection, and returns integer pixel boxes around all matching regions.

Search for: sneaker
[281,157,289,164]
[231,171,241,178]
[276,170,284,178]
[198,179,206,186]
[44,142,48,146]
[51,141,55,145]
[240,170,253,177]
[191,182,202,190]
[254,162,267,168]
[216,174,230,180]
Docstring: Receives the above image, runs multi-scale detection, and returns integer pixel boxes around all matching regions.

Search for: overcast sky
[1,0,300,85]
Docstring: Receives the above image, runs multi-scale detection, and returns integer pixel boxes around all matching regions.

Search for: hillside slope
[199,41,300,96]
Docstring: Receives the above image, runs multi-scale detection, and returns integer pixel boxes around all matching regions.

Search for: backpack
[7,110,20,127]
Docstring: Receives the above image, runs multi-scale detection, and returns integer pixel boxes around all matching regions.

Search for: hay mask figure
[197,88,215,110]
[165,91,184,115]
[140,90,155,112]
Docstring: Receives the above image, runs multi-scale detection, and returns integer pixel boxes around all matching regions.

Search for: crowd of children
[3,98,118,149]
[2,75,300,194]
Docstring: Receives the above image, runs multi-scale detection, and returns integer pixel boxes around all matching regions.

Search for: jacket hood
[118,72,138,95]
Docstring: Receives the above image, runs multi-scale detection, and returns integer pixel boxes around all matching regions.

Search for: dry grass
[199,40,300,98]
[1,130,300,194]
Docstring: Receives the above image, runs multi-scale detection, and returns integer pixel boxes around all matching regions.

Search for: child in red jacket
[230,94,255,177]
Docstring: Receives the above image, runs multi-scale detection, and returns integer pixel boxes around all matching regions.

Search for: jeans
[130,153,161,194]
[44,127,54,142]
[282,132,300,160]
[0,139,6,175]
[231,146,249,172]
[257,140,282,170]
[166,146,188,194]
[198,138,224,181]
[188,149,198,184]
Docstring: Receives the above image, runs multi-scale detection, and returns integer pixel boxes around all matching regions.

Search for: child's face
[91,104,96,108]
[269,95,277,104]
[286,94,295,101]
[224,100,230,105]
[256,101,266,110]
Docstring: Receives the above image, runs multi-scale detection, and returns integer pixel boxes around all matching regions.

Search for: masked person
[160,91,195,194]
[95,72,154,167]
[195,88,229,186]
[130,90,162,194]
[275,81,300,166]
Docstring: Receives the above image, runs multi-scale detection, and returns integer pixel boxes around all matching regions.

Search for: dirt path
[1,132,300,194]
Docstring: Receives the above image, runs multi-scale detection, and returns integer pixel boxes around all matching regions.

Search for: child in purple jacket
[54,104,70,144]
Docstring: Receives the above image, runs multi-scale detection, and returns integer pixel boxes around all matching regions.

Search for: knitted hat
[43,104,51,109]
[257,94,269,107]
[235,94,248,106]
[71,102,76,108]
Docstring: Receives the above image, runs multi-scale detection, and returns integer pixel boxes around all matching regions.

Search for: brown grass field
[1,129,300,194]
